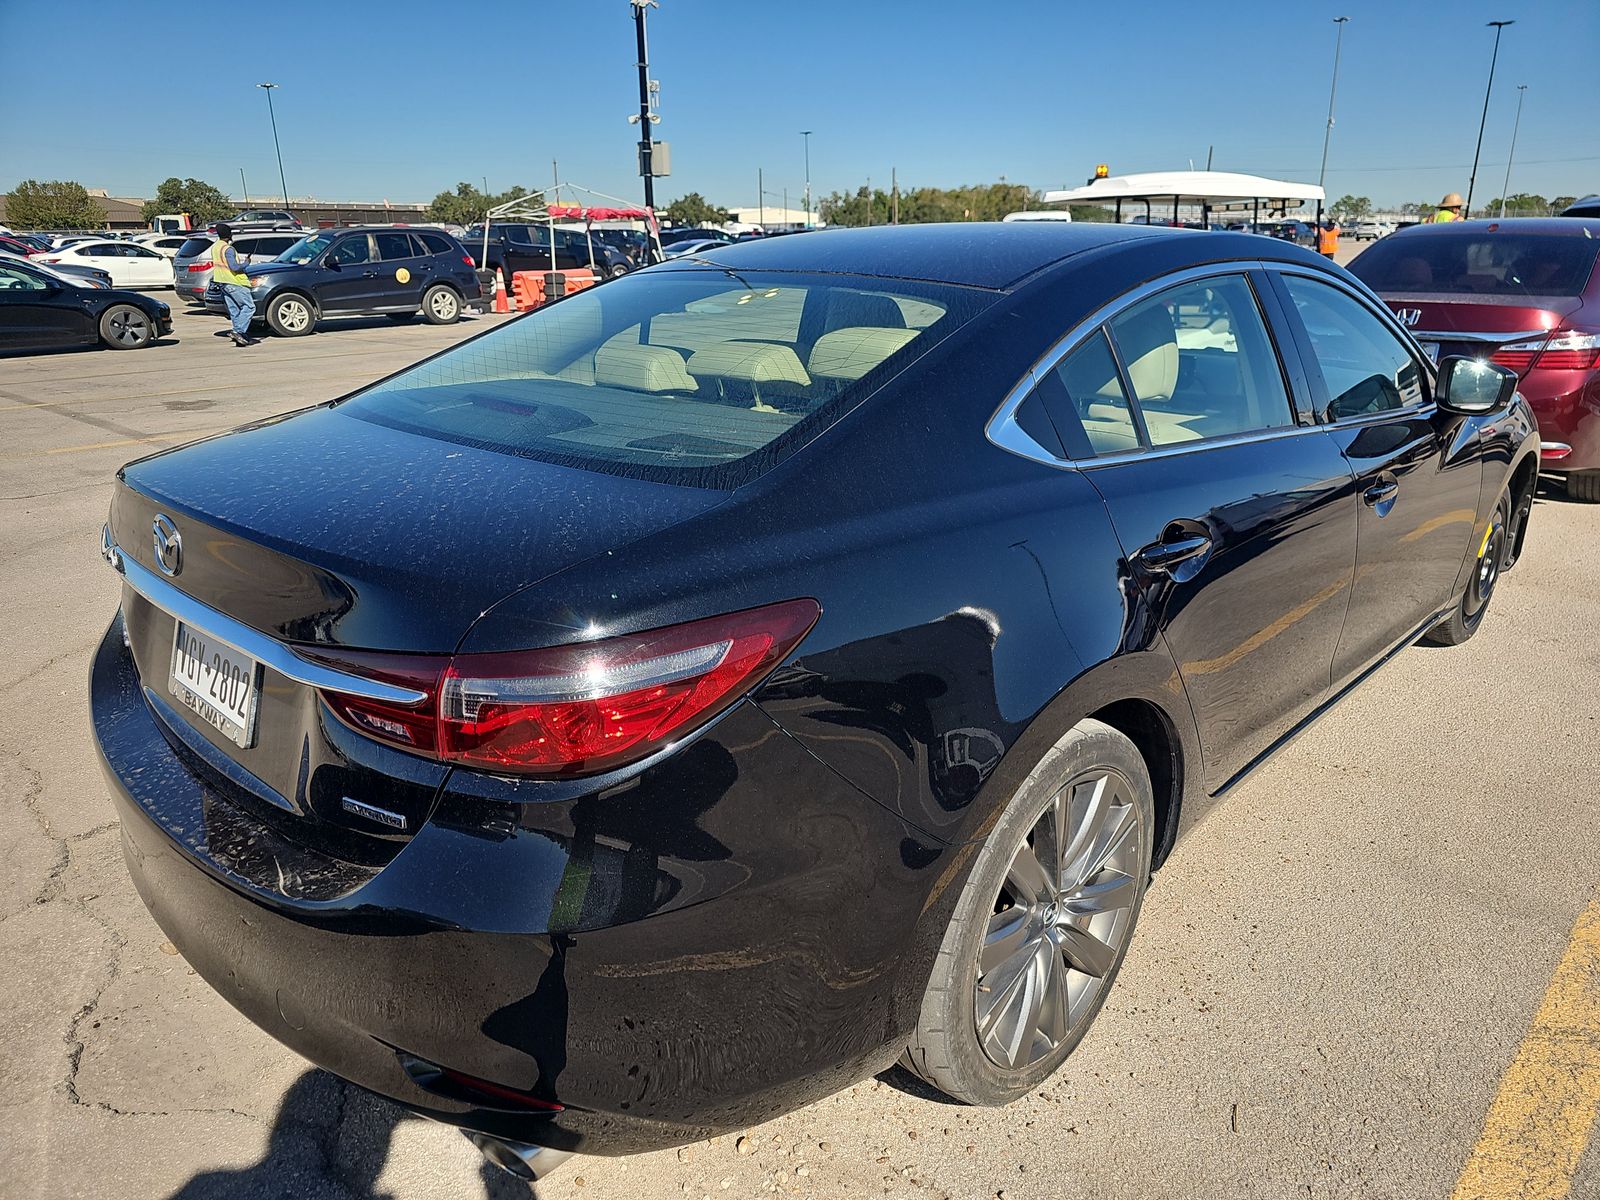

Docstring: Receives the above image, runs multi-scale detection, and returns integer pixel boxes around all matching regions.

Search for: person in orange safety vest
[1317,217,1340,258]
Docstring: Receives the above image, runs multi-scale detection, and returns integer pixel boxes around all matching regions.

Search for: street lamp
[1317,17,1350,191]
[1465,21,1514,217]
[801,130,812,229]
[256,83,289,209]
[1498,84,1528,217]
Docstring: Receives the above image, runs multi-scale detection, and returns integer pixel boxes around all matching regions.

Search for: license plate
[1420,341,1440,363]
[169,620,259,748]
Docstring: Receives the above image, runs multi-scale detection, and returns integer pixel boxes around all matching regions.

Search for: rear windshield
[338,268,991,487]
[1350,231,1600,297]
[176,237,214,258]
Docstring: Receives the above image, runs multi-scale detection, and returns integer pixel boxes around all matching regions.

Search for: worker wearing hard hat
[1431,193,1465,222]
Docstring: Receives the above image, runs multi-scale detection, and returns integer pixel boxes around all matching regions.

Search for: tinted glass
[374,232,416,261]
[278,233,335,264]
[1046,330,1141,455]
[177,237,214,258]
[329,236,371,265]
[255,236,298,256]
[0,263,49,291]
[419,232,453,255]
[1107,275,1293,446]
[1349,232,1600,297]
[127,244,160,258]
[1282,275,1425,420]
[339,270,988,487]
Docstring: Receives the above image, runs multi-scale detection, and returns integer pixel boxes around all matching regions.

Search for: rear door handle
[1136,533,1213,572]
[1363,481,1400,507]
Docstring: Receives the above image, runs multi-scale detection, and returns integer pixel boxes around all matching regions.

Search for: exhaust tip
[463,1130,574,1181]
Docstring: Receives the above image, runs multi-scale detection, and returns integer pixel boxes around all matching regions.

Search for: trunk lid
[110,404,727,853]
[1378,293,1577,375]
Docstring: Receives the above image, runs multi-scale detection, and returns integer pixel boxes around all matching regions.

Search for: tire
[421,284,461,325]
[98,304,153,350]
[609,264,629,279]
[903,718,1154,1106]
[1565,471,1600,503]
[266,293,315,338]
[1424,490,1510,646]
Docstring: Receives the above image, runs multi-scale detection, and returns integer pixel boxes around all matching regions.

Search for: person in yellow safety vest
[1317,217,1340,258]
[1432,192,1465,223]
[210,223,259,347]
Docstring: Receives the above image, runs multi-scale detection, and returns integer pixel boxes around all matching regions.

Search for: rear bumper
[1518,370,1600,472]
[89,615,951,1154]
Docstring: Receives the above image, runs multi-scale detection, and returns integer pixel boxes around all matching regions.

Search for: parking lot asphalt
[3,285,1597,1200]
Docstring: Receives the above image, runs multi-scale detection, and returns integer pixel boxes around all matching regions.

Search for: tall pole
[1467,21,1515,216]
[758,168,764,227]
[632,1,656,214]
[892,167,898,224]
[239,168,249,206]
[1498,84,1527,217]
[801,130,813,228]
[257,83,288,207]
[1317,17,1350,191]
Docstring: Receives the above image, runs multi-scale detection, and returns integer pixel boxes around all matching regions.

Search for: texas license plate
[1419,341,1440,363]
[169,620,259,748]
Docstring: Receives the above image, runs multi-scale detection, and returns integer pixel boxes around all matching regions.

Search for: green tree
[820,181,1059,227]
[4,179,102,230]
[140,177,233,226]
[663,192,730,226]
[1332,194,1372,220]
[426,182,530,226]
[1500,192,1550,215]
[1551,195,1578,214]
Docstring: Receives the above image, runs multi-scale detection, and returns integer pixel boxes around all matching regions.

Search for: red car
[0,233,44,258]
[1349,219,1600,500]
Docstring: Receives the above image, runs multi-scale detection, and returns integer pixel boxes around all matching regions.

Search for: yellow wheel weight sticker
[1479,524,1494,558]
[395,267,411,283]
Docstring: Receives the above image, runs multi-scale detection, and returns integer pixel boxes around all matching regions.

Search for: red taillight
[185,262,212,272]
[1493,331,1600,374]
[312,599,820,777]
[463,255,475,267]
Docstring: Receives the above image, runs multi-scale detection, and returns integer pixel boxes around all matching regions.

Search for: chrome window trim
[1073,420,1328,471]
[986,259,1287,470]
[1410,328,1549,345]
[102,528,429,706]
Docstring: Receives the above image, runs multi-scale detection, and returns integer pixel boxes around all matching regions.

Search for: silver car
[171,231,304,303]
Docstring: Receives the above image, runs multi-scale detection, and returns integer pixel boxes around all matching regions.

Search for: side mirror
[1435,355,1516,415]
[323,256,340,271]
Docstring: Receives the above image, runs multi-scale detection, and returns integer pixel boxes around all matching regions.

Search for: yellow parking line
[1452,890,1600,1200]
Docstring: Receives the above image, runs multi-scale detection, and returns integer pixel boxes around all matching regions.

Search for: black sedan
[0,257,172,352]
[90,223,1536,1179]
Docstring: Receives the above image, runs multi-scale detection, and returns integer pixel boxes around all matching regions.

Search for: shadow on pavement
[874,1063,961,1105]
[165,1069,538,1200]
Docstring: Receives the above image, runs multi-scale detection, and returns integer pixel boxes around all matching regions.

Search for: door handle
[1136,533,1213,572]
[1363,481,1400,507]
[361,270,378,278]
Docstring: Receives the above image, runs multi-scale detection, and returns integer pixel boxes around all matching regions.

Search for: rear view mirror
[1435,356,1516,415]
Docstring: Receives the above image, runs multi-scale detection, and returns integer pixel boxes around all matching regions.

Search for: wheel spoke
[1034,941,1072,1048]
[980,907,1034,976]
[1005,842,1054,905]
[1058,774,1110,879]
[977,941,1043,1067]
[1055,921,1118,978]
[1062,869,1137,917]
[1079,794,1137,882]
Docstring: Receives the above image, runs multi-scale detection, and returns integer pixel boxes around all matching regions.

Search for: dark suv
[206,227,481,336]
[463,223,631,281]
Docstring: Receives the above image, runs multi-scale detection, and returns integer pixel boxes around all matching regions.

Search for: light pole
[239,168,249,206]
[1498,84,1527,217]
[256,83,288,208]
[1465,20,1514,217]
[1317,17,1350,191]
[801,130,812,228]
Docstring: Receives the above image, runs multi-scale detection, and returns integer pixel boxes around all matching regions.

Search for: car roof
[1384,217,1600,239]
[658,221,1201,288]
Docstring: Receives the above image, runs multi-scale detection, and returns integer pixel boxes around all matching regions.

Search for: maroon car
[1350,219,1600,500]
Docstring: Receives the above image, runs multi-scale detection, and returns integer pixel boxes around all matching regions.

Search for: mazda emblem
[152,514,182,577]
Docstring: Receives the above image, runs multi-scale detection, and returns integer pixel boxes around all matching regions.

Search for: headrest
[594,343,697,392]
[1114,303,1178,402]
[686,341,811,388]
[821,290,907,334]
[807,327,919,381]
[1391,256,1433,288]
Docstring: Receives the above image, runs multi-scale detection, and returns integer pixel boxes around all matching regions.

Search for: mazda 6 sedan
[91,223,1538,1179]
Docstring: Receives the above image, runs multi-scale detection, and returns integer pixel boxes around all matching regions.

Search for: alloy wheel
[429,289,457,320]
[107,307,150,347]
[277,298,310,333]
[974,769,1145,1070]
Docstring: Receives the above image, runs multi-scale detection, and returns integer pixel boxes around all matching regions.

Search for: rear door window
[1281,275,1426,420]
[375,231,418,261]
[337,270,990,487]
[1105,275,1294,446]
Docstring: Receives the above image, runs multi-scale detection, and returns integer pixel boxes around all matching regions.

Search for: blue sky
[2,0,1595,211]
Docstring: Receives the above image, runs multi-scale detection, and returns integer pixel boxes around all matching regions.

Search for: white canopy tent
[1044,171,1326,228]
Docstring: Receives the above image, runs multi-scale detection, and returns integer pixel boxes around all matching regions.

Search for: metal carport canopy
[1044,171,1324,206]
